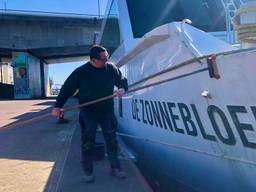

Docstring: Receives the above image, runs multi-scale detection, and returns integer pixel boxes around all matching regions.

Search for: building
[0,59,13,85]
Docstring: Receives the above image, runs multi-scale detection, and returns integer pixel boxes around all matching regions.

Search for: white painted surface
[100,1,256,191]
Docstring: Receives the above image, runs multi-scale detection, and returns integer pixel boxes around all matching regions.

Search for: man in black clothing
[52,45,128,183]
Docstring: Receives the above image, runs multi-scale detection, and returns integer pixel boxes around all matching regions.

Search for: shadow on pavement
[0,98,79,191]
[0,98,151,192]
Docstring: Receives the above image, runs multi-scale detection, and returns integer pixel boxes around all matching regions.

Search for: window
[126,0,226,38]
[100,0,121,53]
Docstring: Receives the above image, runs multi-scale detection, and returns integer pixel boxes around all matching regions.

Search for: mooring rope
[1,65,208,130]
[0,52,214,130]
[1,94,116,129]
[1,48,246,130]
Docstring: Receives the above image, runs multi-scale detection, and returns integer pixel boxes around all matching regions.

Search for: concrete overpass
[0,10,103,99]
[0,10,103,64]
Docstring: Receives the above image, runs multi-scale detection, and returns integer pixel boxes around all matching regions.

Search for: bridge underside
[0,46,117,64]
[0,12,106,64]
[0,12,117,98]
[0,46,90,64]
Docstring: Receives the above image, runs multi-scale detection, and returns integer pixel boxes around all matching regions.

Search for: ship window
[126,0,226,38]
[100,0,121,53]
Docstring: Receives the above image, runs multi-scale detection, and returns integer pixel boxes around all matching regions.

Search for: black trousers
[79,110,120,174]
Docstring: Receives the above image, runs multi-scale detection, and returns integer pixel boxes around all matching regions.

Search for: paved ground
[54,127,152,192]
[0,98,152,192]
[0,99,56,128]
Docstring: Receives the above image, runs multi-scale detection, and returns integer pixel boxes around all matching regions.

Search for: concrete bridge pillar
[40,60,46,98]
[42,62,51,97]
[12,52,46,99]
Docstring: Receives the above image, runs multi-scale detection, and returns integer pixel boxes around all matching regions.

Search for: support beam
[40,60,46,98]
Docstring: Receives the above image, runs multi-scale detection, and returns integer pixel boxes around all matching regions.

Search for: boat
[98,0,256,191]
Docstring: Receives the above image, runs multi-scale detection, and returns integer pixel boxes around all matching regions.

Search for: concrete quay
[0,98,152,192]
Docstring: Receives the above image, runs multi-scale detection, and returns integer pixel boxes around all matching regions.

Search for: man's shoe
[111,169,127,179]
[84,174,95,183]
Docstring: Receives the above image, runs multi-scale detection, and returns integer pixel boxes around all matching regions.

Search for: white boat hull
[115,49,256,191]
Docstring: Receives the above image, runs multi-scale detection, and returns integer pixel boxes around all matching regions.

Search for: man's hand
[114,88,125,97]
[51,107,62,117]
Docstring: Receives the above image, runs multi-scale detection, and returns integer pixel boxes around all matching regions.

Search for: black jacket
[55,62,128,112]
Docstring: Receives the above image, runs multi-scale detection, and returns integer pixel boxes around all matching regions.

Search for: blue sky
[0,0,107,15]
[0,0,108,85]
